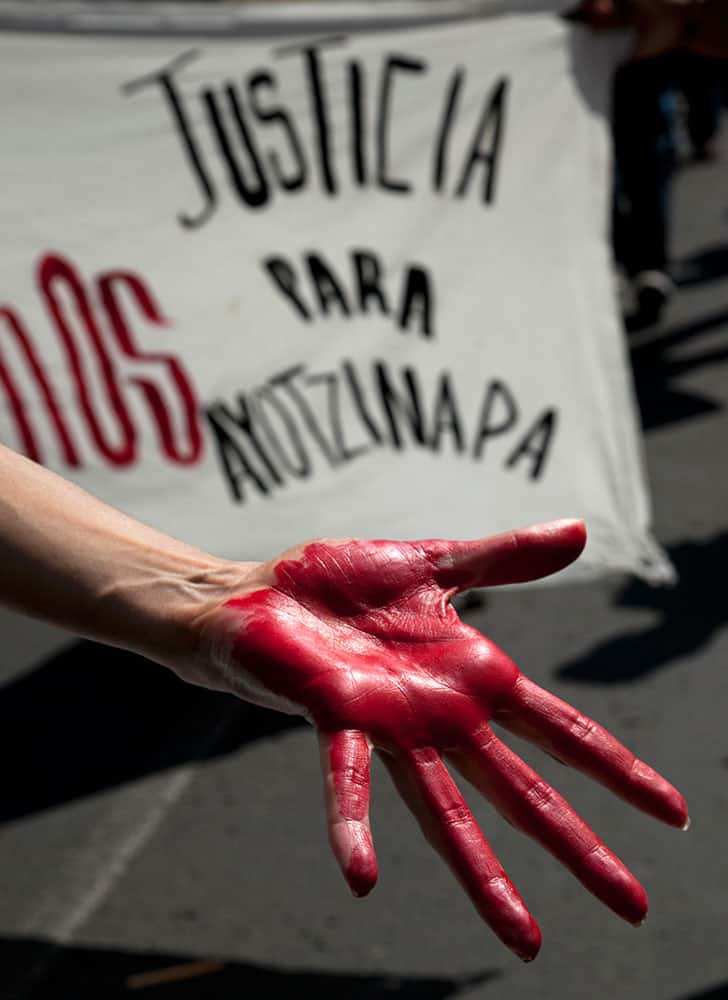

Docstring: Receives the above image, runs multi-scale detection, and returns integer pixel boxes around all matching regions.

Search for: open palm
[203,519,687,961]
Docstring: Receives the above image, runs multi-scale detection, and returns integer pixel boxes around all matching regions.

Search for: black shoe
[625,270,673,332]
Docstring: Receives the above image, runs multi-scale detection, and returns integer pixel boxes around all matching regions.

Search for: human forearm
[569,0,728,60]
[0,458,689,957]
[629,0,728,60]
[0,444,249,670]
[683,0,728,58]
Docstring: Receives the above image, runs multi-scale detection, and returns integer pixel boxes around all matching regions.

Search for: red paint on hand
[210,520,687,960]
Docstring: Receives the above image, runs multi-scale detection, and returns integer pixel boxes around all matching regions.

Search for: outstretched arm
[0,443,688,961]
[0,442,243,669]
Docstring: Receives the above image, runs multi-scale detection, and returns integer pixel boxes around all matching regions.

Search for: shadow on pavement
[673,242,728,288]
[558,533,728,684]
[0,935,498,999]
[630,307,728,431]
[0,641,305,825]
[673,984,728,1000]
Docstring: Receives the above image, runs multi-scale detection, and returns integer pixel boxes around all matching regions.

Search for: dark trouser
[612,55,676,278]
[679,52,724,154]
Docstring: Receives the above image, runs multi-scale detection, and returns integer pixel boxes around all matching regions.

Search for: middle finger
[448,727,648,925]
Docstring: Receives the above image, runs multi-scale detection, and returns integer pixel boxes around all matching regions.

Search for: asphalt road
[1,104,726,1000]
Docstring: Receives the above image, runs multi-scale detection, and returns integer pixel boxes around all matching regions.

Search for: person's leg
[679,52,723,159]
[612,55,676,328]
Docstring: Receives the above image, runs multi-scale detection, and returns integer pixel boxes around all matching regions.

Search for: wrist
[0,444,267,675]
[90,538,261,676]
[166,553,266,682]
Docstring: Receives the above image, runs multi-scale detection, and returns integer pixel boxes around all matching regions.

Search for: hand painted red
[201,520,688,961]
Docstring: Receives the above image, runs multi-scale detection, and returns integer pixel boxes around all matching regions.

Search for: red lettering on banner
[98,271,202,465]
[39,254,137,466]
[0,253,203,468]
[0,306,81,466]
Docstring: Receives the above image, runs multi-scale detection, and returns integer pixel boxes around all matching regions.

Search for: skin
[0,445,688,961]
[575,0,728,60]
[191,524,688,961]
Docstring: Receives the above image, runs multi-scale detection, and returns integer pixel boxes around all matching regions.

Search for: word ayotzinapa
[204,357,557,503]
[124,42,508,229]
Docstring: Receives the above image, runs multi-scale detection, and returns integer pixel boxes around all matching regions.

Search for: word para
[263,247,434,336]
[0,253,203,468]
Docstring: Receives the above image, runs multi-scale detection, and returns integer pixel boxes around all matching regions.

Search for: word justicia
[204,358,557,503]
[123,40,509,229]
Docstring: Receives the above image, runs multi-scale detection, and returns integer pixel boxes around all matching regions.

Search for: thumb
[422,519,587,591]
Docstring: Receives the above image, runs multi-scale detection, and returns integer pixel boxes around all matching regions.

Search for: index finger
[496,676,689,829]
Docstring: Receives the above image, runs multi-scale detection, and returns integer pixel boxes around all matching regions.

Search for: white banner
[0,2,672,583]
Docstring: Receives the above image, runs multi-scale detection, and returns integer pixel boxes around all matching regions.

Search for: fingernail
[682,816,691,832]
[633,915,648,928]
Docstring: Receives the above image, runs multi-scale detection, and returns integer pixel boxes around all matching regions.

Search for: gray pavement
[1,111,727,1000]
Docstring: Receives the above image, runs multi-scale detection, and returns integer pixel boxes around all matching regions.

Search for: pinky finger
[319,729,378,898]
